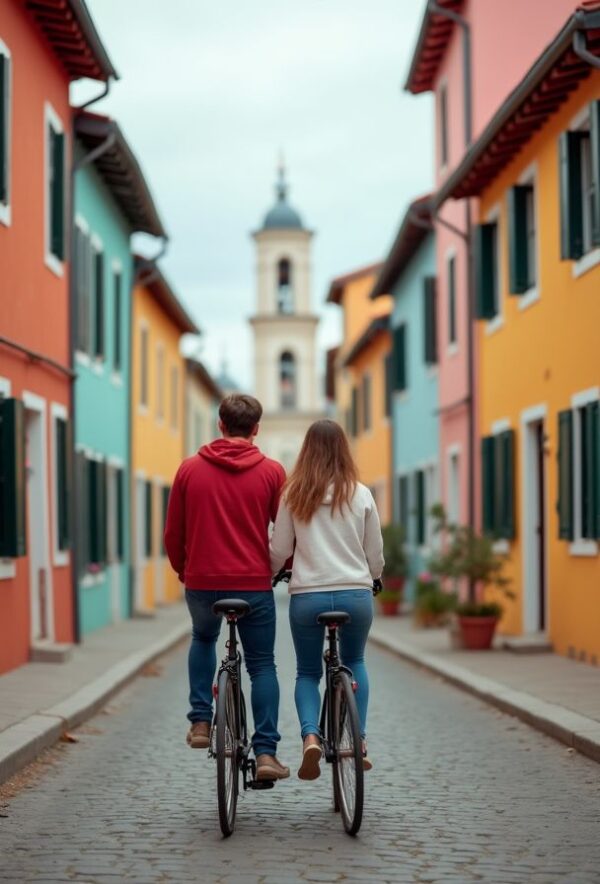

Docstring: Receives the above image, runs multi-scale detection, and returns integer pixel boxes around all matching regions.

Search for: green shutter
[582,402,599,540]
[94,250,104,358]
[98,460,107,564]
[415,470,426,546]
[116,467,124,561]
[495,430,515,539]
[350,387,359,437]
[56,417,70,550]
[113,270,122,372]
[50,129,65,260]
[474,223,498,318]
[508,185,529,294]
[592,401,600,540]
[423,277,437,364]
[0,54,7,204]
[397,475,409,533]
[590,101,600,247]
[384,352,393,417]
[0,399,26,558]
[145,480,153,557]
[161,485,170,555]
[481,435,496,535]
[557,410,574,541]
[393,325,406,391]
[559,130,584,260]
[88,459,98,563]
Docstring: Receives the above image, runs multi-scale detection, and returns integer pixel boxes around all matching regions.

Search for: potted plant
[414,572,456,628]
[377,524,407,616]
[428,506,514,650]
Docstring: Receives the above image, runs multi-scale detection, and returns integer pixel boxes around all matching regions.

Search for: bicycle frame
[318,623,355,764]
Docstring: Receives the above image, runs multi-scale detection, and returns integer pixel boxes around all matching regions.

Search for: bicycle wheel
[332,671,364,835]
[216,669,239,837]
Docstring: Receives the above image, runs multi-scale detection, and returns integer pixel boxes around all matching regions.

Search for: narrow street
[0,602,599,884]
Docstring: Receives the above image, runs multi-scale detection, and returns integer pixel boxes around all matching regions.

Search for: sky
[74,0,433,390]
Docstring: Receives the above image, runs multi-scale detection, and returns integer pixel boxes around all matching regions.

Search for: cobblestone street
[1,602,599,884]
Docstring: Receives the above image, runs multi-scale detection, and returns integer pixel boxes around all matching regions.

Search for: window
[54,415,70,553]
[424,463,439,547]
[140,325,149,407]
[397,475,409,537]
[448,448,460,524]
[423,276,437,364]
[277,258,294,314]
[144,480,153,558]
[0,397,26,558]
[113,268,122,373]
[508,180,537,293]
[474,222,499,320]
[558,398,600,544]
[350,386,359,438]
[481,429,516,540]
[93,245,104,359]
[362,374,371,432]
[88,458,107,568]
[170,366,179,429]
[45,104,66,270]
[279,351,296,409]
[161,485,170,555]
[384,352,393,418]
[156,346,165,421]
[439,83,449,168]
[115,466,124,562]
[447,255,457,345]
[415,470,426,546]
[559,102,600,260]
[392,324,407,392]
[0,41,12,225]
[74,221,92,354]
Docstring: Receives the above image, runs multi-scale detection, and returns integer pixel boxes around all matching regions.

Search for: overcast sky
[75,0,433,390]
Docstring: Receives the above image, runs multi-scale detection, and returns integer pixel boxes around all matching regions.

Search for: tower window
[277,258,294,314]
[280,351,296,409]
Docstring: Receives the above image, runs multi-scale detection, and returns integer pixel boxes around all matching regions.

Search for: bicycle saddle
[317,611,351,626]
[212,599,251,618]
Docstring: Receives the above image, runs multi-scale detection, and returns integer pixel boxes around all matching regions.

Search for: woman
[270,419,384,780]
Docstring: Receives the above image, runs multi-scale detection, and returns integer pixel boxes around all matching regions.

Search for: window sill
[53,550,70,568]
[492,539,510,555]
[91,359,105,376]
[75,351,91,367]
[0,202,11,227]
[569,539,598,557]
[80,572,105,588]
[395,391,409,404]
[426,365,439,379]
[111,373,123,387]
[517,287,540,311]
[0,560,16,580]
[138,404,149,417]
[485,315,504,336]
[447,343,459,357]
[45,252,64,279]
[572,248,600,280]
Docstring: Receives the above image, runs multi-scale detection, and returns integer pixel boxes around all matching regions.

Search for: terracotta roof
[405,0,464,95]
[436,6,600,203]
[24,0,118,81]
[75,112,167,238]
[370,195,433,299]
[134,258,200,336]
[185,358,223,401]
[325,262,383,305]
[343,315,390,367]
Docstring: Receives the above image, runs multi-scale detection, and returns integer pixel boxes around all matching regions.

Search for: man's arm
[164,466,186,583]
[270,498,295,573]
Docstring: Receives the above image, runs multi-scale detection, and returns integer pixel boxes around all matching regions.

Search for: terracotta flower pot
[378,598,400,616]
[458,615,498,650]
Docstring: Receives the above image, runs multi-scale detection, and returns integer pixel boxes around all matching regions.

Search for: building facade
[185,357,222,456]
[72,112,166,635]
[0,1,114,673]
[249,166,322,469]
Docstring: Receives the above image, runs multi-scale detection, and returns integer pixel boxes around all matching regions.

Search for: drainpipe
[572,30,600,69]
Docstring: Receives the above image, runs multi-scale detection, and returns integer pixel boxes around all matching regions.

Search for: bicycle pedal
[249,779,275,790]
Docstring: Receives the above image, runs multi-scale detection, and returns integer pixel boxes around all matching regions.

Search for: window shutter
[559,131,584,260]
[508,186,529,294]
[116,467,124,561]
[362,375,371,432]
[350,387,359,437]
[88,459,98,564]
[582,402,600,540]
[415,470,426,546]
[393,325,406,391]
[384,352,393,417]
[590,101,600,247]
[0,54,7,204]
[423,277,437,364]
[481,435,496,535]
[50,129,65,260]
[113,271,122,372]
[98,460,107,564]
[398,475,409,535]
[145,480,153,558]
[557,410,574,540]
[474,223,498,319]
[591,401,600,540]
[0,398,26,558]
[94,250,104,359]
[56,417,71,550]
[75,451,88,575]
[161,485,170,555]
[496,430,515,539]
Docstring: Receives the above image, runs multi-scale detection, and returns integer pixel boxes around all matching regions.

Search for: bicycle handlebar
[272,568,383,596]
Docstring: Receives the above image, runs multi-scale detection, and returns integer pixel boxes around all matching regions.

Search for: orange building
[0,1,115,673]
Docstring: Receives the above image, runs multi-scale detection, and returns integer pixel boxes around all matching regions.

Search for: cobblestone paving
[1,604,599,883]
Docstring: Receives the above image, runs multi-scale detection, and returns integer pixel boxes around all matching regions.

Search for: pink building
[405,0,579,530]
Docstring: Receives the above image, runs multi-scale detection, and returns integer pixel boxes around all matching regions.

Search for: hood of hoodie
[199,438,266,472]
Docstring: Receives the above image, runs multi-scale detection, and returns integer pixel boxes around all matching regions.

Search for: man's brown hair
[219,394,263,438]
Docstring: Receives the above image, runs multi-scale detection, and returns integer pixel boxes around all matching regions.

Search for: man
[164,394,289,780]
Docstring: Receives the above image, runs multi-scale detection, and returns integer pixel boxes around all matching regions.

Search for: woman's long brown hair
[285,419,358,522]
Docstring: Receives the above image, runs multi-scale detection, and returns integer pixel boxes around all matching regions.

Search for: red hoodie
[164,438,285,591]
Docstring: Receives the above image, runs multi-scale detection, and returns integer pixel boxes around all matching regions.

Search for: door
[134,476,146,611]
[25,400,54,642]
[523,416,547,633]
[106,465,121,623]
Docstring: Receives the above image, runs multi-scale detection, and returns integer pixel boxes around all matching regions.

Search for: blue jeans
[185,589,280,756]
[289,589,374,739]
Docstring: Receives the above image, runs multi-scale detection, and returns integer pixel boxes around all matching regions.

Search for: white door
[522,415,547,633]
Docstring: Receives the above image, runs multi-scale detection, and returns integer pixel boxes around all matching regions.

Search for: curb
[369,627,600,765]
[0,619,190,785]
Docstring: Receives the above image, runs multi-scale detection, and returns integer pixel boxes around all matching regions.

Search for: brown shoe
[186,721,211,748]
[255,754,290,780]
[298,736,322,781]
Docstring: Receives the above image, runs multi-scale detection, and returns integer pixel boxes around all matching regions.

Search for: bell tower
[249,161,322,468]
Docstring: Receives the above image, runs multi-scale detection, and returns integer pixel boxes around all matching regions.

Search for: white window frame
[0,38,12,227]
[111,258,124,382]
[569,106,600,278]
[0,375,16,579]
[421,460,439,553]
[156,343,165,423]
[445,247,458,355]
[438,77,449,175]
[484,203,504,335]
[138,320,150,413]
[50,403,70,567]
[516,163,540,311]
[44,102,66,278]
[170,364,179,431]
[570,386,600,557]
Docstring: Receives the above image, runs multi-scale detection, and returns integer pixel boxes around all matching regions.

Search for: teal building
[72,111,166,635]
[371,197,439,601]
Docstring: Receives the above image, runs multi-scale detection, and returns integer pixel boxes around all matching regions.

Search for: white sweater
[270,482,385,595]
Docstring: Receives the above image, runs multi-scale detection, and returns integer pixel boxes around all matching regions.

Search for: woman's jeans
[289,589,374,739]
[185,589,280,757]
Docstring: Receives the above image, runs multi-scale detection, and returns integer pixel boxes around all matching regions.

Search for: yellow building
[326,264,393,523]
[439,11,600,661]
[131,261,200,611]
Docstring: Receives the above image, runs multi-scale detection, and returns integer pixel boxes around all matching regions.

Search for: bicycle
[274,569,382,836]
[209,598,276,838]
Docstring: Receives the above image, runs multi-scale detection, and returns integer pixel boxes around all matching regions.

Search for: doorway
[522,409,547,633]
[134,475,146,612]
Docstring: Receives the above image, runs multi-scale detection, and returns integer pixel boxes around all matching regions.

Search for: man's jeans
[185,589,280,757]
[289,589,373,739]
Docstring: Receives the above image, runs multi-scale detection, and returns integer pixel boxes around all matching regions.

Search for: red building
[0,1,115,674]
